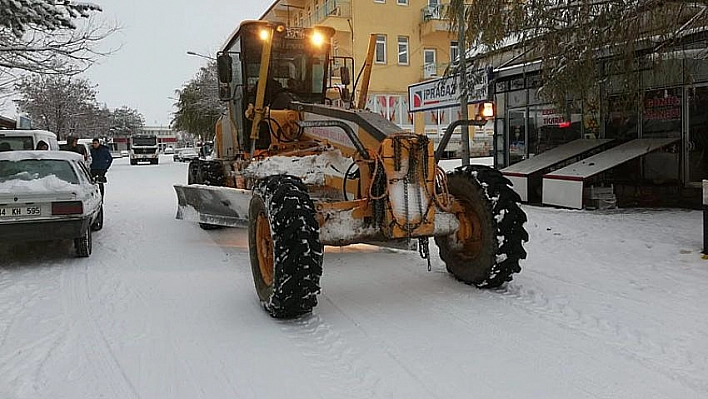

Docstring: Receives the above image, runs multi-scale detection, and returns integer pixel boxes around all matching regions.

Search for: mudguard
[174,184,252,228]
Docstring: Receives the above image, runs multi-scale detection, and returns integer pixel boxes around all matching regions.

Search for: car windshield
[0,159,79,184]
[133,137,157,146]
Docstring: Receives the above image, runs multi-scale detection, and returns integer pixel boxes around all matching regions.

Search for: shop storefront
[492,56,708,197]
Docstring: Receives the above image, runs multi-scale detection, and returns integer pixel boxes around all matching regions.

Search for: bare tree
[14,74,143,140]
[110,106,144,137]
[14,74,99,138]
[0,1,118,96]
[447,0,708,105]
[171,62,225,140]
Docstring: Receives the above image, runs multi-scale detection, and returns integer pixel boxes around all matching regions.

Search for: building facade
[260,0,478,150]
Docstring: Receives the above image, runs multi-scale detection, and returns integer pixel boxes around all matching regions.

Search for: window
[397,36,409,65]
[397,0,408,4]
[375,35,387,64]
[423,49,436,77]
[374,0,385,3]
[0,159,79,184]
[425,0,440,19]
[450,41,459,63]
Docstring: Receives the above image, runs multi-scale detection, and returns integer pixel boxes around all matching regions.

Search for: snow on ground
[0,154,707,398]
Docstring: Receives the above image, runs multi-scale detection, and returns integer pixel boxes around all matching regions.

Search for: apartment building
[260,0,469,146]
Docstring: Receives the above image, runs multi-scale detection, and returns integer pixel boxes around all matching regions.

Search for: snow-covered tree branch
[14,74,143,140]
[0,1,117,94]
[448,0,708,105]
[171,62,226,140]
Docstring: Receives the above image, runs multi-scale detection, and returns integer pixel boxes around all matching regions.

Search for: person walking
[90,138,112,195]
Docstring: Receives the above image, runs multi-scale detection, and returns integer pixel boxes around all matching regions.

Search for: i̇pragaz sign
[407,68,490,113]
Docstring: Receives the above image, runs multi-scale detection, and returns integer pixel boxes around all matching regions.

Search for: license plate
[0,206,42,218]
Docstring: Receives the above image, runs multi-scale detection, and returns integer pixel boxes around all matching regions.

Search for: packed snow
[0,154,707,399]
[0,174,78,193]
[245,149,352,185]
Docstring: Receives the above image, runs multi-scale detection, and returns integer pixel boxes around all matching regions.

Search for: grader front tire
[248,175,323,319]
[435,165,528,288]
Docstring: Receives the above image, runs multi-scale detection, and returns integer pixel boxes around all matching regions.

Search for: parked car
[164,146,175,155]
[0,151,103,257]
[179,148,199,162]
[0,129,60,151]
[120,150,130,157]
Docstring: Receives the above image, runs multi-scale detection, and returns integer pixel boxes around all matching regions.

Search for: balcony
[420,4,453,37]
[303,0,352,31]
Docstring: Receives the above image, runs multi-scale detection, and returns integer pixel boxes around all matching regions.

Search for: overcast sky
[79,0,274,126]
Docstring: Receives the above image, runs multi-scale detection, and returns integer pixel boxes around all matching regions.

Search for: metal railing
[421,4,449,21]
[301,0,351,27]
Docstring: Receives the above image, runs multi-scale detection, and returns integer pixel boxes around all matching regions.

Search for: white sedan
[0,151,103,257]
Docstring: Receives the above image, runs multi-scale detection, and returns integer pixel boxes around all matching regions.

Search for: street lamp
[186,51,215,61]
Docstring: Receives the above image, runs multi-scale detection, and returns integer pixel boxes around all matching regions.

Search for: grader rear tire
[435,165,528,288]
[248,175,323,319]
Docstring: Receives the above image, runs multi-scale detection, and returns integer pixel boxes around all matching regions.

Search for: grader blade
[174,184,251,228]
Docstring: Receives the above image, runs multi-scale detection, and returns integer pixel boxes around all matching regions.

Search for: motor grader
[174,20,528,319]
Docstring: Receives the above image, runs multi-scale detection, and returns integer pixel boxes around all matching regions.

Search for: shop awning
[501,139,614,202]
[502,139,615,176]
[542,137,680,208]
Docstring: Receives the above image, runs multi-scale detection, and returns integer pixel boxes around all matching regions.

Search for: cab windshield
[242,26,330,104]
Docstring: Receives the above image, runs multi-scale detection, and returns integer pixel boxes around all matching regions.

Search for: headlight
[259,29,270,41]
[310,30,325,47]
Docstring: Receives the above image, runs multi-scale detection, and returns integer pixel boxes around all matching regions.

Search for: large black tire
[248,175,323,319]
[74,228,92,257]
[91,206,104,231]
[435,165,528,288]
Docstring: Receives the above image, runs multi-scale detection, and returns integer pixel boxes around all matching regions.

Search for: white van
[0,129,60,151]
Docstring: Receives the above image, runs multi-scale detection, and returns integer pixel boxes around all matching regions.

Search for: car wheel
[91,206,104,231]
[74,228,92,257]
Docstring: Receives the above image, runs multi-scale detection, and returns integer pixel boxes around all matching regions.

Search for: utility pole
[457,5,470,166]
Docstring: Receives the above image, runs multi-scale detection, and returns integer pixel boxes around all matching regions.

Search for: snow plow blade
[174,184,252,228]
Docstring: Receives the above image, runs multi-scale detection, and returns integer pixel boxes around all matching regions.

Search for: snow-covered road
[1,155,706,398]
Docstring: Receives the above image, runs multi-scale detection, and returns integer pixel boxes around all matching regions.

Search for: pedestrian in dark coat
[90,138,113,183]
[65,136,88,160]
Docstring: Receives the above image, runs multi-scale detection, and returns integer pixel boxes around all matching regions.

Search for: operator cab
[216,21,336,152]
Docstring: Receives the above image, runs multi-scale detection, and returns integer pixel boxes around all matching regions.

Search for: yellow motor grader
[174,21,528,318]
